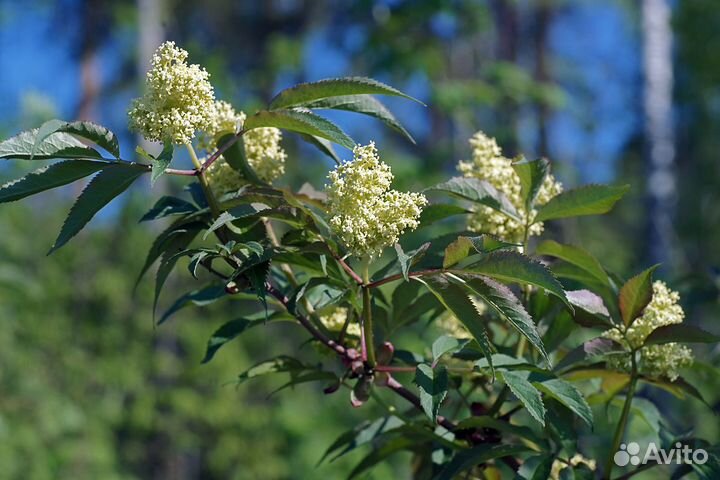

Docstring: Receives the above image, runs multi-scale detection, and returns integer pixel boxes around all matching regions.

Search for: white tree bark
[643,0,676,265]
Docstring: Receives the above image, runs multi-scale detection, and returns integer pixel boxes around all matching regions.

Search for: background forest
[1,0,719,479]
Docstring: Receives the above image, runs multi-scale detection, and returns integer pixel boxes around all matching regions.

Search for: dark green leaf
[414,363,448,421]
[218,133,264,184]
[619,265,659,326]
[427,177,520,221]
[268,76,423,109]
[237,356,306,384]
[0,127,103,160]
[432,335,470,364]
[243,110,355,150]
[319,416,404,464]
[348,436,418,480]
[460,250,570,310]
[57,121,120,158]
[140,196,198,222]
[462,275,550,364]
[418,203,470,227]
[49,163,146,253]
[534,184,630,223]
[153,226,203,314]
[644,324,720,346]
[135,221,204,289]
[303,94,415,143]
[500,370,546,426]
[0,160,108,204]
[158,284,227,324]
[418,276,495,374]
[512,156,549,210]
[536,240,610,287]
[534,378,593,427]
[435,444,531,480]
[299,134,342,165]
[566,289,611,318]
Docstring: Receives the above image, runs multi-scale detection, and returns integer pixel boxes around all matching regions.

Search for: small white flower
[319,306,361,337]
[128,42,215,144]
[457,131,562,243]
[326,143,427,258]
[604,281,693,381]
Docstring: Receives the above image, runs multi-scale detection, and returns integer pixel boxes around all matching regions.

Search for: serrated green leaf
[57,121,120,158]
[512,156,549,210]
[534,184,630,223]
[49,163,146,254]
[243,110,355,150]
[435,444,531,480]
[303,95,415,143]
[269,76,423,109]
[461,275,550,365]
[460,250,570,310]
[417,276,495,374]
[152,226,203,314]
[431,335,470,364]
[534,378,593,427]
[500,370,546,426]
[135,221,204,289]
[644,324,720,346]
[619,265,659,326]
[348,435,418,480]
[443,236,477,268]
[536,240,611,287]
[0,127,104,160]
[203,312,295,362]
[158,284,227,324]
[150,141,173,186]
[140,196,198,222]
[414,363,448,421]
[299,134,341,165]
[427,177,520,221]
[418,203,470,227]
[0,160,108,204]
[566,289,611,318]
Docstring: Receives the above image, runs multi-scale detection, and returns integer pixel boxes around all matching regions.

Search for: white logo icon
[613,442,708,467]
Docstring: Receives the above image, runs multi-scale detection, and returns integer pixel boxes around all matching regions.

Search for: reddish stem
[200,129,246,173]
[366,268,442,289]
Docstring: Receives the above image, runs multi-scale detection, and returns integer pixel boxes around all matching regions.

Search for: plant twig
[605,353,638,480]
[200,128,246,173]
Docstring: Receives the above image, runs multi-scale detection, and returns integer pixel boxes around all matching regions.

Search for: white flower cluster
[550,454,597,480]
[457,131,562,243]
[326,143,427,258]
[201,101,286,195]
[319,306,361,337]
[604,281,693,381]
[128,42,215,144]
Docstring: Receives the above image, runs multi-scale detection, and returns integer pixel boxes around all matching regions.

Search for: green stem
[516,216,532,358]
[361,258,376,366]
[605,353,638,480]
[185,142,221,219]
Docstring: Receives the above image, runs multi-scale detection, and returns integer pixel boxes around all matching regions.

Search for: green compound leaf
[431,335,470,364]
[427,176,521,221]
[534,184,630,223]
[158,283,228,325]
[460,250,571,311]
[534,377,593,427]
[461,275,550,365]
[500,370,546,426]
[0,127,104,160]
[435,444,532,480]
[244,109,355,150]
[644,324,720,346]
[0,160,109,204]
[58,121,121,158]
[512,156,549,210]
[536,239,611,287]
[303,94,415,143]
[49,163,146,254]
[414,363,449,422]
[417,275,495,375]
[269,76,423,109]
